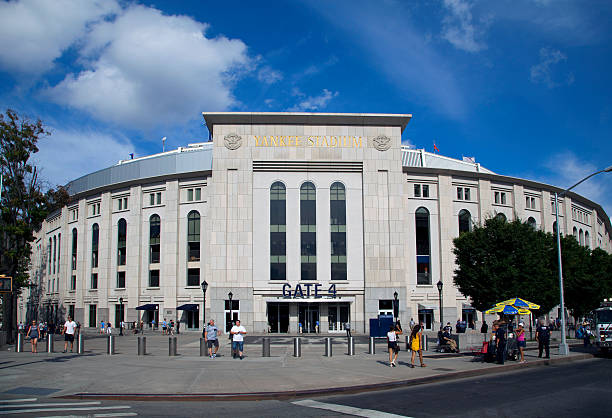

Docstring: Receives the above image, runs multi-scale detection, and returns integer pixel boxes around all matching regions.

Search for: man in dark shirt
[536,320,551,358]
[495,321,507,364]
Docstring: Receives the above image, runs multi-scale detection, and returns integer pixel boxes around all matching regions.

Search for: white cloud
[530,47,573,88]
[257,66,283,84]
[0,0,119,76]
[43,5,251,129]
[33,127,135,187]
[441,0,487,53]
[288,89,338,111]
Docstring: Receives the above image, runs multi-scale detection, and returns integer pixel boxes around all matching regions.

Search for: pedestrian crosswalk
[0,397,136,417]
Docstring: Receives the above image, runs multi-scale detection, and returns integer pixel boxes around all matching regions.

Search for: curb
[59,353,595,402]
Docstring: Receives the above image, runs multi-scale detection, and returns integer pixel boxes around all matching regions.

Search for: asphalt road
[1,356,610,417]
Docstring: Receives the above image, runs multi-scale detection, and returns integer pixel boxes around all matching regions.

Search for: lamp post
[228,291,233,332]
[554,165,612,356]
[201,280,208,330]
[119,297,124,336]
[393,291,399,323]
[437,280,443,330]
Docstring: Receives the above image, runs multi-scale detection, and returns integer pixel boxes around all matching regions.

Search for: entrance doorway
[298,303,319,333]
[462,309,476,329]
[418,309,433,330]
[267,303,289,333]
[328,303,350,332]
[144,309,159,328]
[186,310,199,329]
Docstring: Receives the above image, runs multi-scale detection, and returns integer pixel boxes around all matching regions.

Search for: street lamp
[119,297,124,336]
[393,291,399,324]
[228,291,233,332]
[437,280,443,330]
[554,164,612,356]
[201,280,208,330]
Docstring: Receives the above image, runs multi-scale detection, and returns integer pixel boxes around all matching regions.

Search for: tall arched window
[330,182,347,280]
[585,231,590,249]
[57,233,61,275]
[53,235,57,274]
[579,229,584,246]
[300,182,316,280]
[117,219,127,265]
[71,228,78,270]
[91,224,99,268]
[187,211,200,262]
[573,227,578,239]
[149,215,161,263]
[495,213,507,222]
[458,209,471,234]
[527,217,537,229]
[416,207,431,284]
[48,238,52,273]
[270,182,286,280]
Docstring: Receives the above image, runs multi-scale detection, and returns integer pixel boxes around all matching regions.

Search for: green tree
[453,217,559,314]
[0,109,68,343]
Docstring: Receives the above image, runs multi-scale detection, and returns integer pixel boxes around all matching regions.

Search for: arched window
[527,217,537,229]
[48,238,52,273]
[300,182,316,280]
[187,211,200,262]
[579,229,584,246]
[117,219,127,266]
[495,213,507,222]
[149,215,161,263]
[458,209,471,234]
[270,182,286,280]
[585,231,590,249]
[330,182,347,280]
[573,227,578,239]
[416,207,431,284]
[91,224,99,268]
[57,233,61,275]
[53,235,57,274]
[71,228,78,270]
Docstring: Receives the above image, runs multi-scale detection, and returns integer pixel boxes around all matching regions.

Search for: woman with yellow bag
[409,324,426,368]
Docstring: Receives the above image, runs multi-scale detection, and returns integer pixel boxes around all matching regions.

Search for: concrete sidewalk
[0,332,594,400]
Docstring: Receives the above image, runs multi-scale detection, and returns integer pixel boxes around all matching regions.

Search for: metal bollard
[405,335,410,351]
[77,334,84,354]
[138,336,146,356]
[422,335,428,351]
[324,337,333,357]
[168,337,177,356]
[347,336,355,356]
[47,334,54,353]
[294,337,302,357]
[16,333,24,352]
[200,338,206,357]
[262,337,271,357]
[369,337,376,355]
[107,335,115,355]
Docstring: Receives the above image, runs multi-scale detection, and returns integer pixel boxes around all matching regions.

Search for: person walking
[205,319,220,358]
[162,318,167,335]
[516,322,526,363]
[409,324,426,368]
[536,320,550,358]
[230,319,247,360]
[387,325,401,367]
[100,320,105,335]
[62,316,77,353]
[26,320,39,353]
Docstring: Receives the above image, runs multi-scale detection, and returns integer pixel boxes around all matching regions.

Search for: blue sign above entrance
[282,283,337,299]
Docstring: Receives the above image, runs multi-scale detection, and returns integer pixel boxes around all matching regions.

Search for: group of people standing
[203,318,247,359]
[161,318,179,335]
[23,316,78,353]
[387,321,426,368]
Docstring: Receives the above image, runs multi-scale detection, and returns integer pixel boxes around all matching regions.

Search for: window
[187,188,201,202]
[117,271,126,288]
[527,217,537,229]
[495,213,507,222]
[187,268,199,286]
[187,188,194,202]
[300,182,316,280]
[149,270,160,287]
[149,214,161,263]
[195,188,201,201]
[330,182,347,280]
[464,188,470,200]
[224,299,240,332]
[71,228,77,270]
[585,231,590,249]
[70,275,76,291]
[457,187,471,201]
[573,227,578,239]
[71,208,78,221]
[379,300,393,316]
[270,182,286,280]
[91,273,98,289]
[89,305,97,328]
[90,202,100,216]
[117,219,127,266]
[91,224,99,268]
[118,197,128,211]
[422,185,430,198]
[457,187,463,200]
[526,197,536,209]
[48,238,52,273]
[156,192,161,205]
[57,233,61,275]
[149,193,155,206]
[414,184,421,197]
[458,209,471,233]
[52,236,56,274]
[494,191,507,204]
[579,229,584,246]
[187,211,200,261]
[415,207,431,285]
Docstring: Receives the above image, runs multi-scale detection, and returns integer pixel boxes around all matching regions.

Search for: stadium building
[18,113,612,333]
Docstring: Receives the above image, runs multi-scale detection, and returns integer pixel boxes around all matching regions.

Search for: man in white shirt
[230,319,247,360]
[62,316,77,353]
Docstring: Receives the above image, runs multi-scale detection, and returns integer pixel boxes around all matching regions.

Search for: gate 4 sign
[0,275,12,292]
[282,283,337,299]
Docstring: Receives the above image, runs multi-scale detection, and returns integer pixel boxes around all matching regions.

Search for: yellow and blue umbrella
[495,298,540,310]
[485,304,532,315]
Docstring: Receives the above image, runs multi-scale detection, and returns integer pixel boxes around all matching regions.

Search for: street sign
[0,275,12,292]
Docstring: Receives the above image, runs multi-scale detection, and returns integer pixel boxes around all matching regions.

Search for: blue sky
[1,0,611,218]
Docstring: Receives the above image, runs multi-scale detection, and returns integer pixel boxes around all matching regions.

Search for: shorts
[518,340,526,348]
[388,341,398,350]
[207,339,219,348]
[232,341,244,352]
[65,334,75,342]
